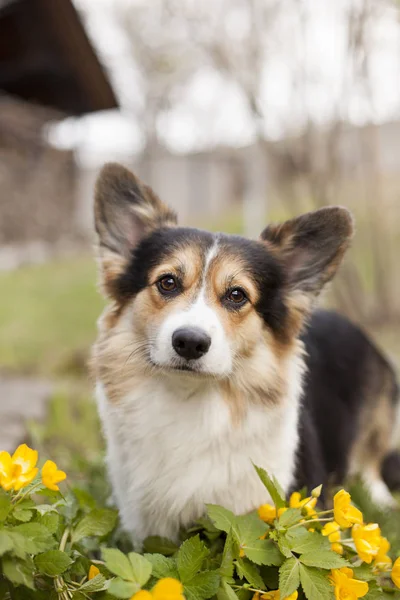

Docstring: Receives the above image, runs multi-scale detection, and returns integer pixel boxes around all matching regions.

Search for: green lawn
[0,256,104,377]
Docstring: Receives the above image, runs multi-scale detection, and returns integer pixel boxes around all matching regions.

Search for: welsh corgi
[91,163,399,547]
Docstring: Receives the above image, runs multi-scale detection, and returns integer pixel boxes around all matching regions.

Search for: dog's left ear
[260,206,353,303]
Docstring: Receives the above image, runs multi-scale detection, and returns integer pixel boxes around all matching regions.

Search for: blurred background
[0,0,399,508]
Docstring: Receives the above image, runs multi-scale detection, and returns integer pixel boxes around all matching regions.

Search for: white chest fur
[96,367,302,547]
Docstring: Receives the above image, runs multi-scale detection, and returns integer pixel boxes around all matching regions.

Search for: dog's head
[94,163,353,391]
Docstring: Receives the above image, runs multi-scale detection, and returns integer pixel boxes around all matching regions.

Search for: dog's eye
[225,287,248,306]
[157,275,178,295]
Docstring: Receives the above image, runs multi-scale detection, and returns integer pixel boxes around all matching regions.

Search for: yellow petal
[41,460,67,491]
[284,592,298,600]
[334,490,363,528]
[258,504,277,523]
[152,577,184,600]
[13,467,38,491]
[89,565,100,580]
[331,543,344,555]
[392,557,400,589]
[12,444,38,475]
[131,592,153,600]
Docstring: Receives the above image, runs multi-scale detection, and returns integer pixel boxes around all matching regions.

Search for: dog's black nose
[172,327,211,360]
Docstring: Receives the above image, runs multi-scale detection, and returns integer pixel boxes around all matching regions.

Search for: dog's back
[295,309,400,505]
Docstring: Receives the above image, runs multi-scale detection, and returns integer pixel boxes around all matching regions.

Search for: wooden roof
[0,0,118,115]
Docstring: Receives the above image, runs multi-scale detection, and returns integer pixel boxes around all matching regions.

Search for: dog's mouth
[149,358,210,377]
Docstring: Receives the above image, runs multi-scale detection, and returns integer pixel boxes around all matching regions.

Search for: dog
[91,162,400,547]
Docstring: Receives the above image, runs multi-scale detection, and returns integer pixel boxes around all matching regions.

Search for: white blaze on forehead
[150,241,233,375]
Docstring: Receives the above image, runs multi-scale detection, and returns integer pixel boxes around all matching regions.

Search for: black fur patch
[217,235,288,337]
[115,227,214,301]
[295,310,398,492]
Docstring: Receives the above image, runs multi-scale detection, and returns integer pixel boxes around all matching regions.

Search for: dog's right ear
[94,163,177,297]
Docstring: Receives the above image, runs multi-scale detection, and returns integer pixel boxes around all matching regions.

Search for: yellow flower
[0,444,38,491]
[391,557,400,588]
[41,460,66,491]
[374,536,392,569]
[258,504,277,523]
[152,578,185,600]
[330,567,369,600]
[289,492,317,517]
[331,543,344,555]
[333,490,363,529]
[88,565,100,580]
[132,592,153,600]
[352,523,381,564]
[322,521,341,543]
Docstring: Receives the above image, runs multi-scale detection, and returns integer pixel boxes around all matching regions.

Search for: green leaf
[184,571,220,600]
[235,558,265,590]
[34,550,73,576]
[79,573,108,592]
[364,581,396,600]
[12,523,56,554]
[289,530,330,554]
[102,547,134,581]
[236,512,268,545]
[217,580,239,600]
[40,512,60,534]
[0,531,13,556]
[107,577,139,599]
[300,550,348,570]
[277,508,303,529]
[145,553,178,578]
[242,539,283,566]
[2,557,35,589]
[279,557,300,598]
[352,564,376,582]
[220,529,239,578]
[254,466,286,508]
[277,534,293,558]
[72,508,117,543]
[177,535,209,583]
[207,505,237,534]
[299,564,334,600]
[13,508,33,522]
[128,552,152,586]
[0,489,11,522]
[143,536,179,556]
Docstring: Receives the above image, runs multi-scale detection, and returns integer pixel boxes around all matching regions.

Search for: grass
[0,256,104,377]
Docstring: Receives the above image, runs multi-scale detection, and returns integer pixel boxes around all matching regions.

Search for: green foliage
[0,462,398,600]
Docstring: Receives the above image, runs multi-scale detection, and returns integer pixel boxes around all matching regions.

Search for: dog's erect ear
[94,163,177,297]
[260,206,353,304]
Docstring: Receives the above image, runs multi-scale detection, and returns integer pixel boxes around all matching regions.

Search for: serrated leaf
[235,558,265,590]
[352,565,376,582]
[220,529,239,578]
[143,536,179,556]
[72,508,117,543]
[277,534,293,558]
[12,523,56,554]
[279,557,300,598]
[300,550,348,570]
[254,466,286,508]
[107,577,139,598]
[299,564,334,600]
[0,531,13,556]
[79,573,108,592]
[277,508,303,528]
[0,489,11,521]
[2,557,35,589]
[289,530,330,554]
[364,581,395,600]
[242,539,283,566]
[13,508,33,522]
[184,570,220,600]
[207,505,237,534]
[34,550,73,576]
[144,553,179,578]
[177,535,209,583]
[102,547,134,581]
[40,512,60,534]
[236,512,268,545]
[128,552,152,586]
[217,580,239,600]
